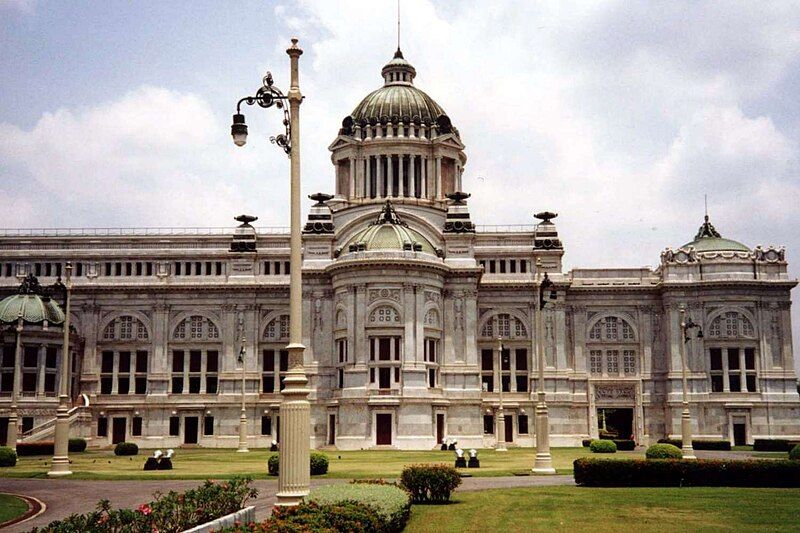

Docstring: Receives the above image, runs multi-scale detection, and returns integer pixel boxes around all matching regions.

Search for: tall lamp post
[6,319,23,450]
[49,262,73,476]
[678,306,702,460]
[495,336,507,452]
[532,258,556,474]
[231,38,309,506]
[237,338,249,453]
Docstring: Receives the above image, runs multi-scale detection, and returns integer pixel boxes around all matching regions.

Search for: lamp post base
[532,398,556,475]
[47,457,72,477]
[681,405,696,460]
[48,404,72,477]
[237,413,249,453]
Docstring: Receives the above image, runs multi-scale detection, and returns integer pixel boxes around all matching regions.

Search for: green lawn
[0,447,779,480]
[406,486,800,532]
[0,493,30,524]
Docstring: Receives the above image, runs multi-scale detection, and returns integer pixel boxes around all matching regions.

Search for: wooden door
[504,415,513,443]
[436,414,445,444]
[184,416,198,444]
[376,413,392,445]
[733,423,746,446]
[112,417,126,444]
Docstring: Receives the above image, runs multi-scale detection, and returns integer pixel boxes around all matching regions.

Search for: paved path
[0,475,575,532]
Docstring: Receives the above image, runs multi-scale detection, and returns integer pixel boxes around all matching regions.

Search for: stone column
[414,286,425,367]
[386,155,393,197]
[404,284,415,366]
[435,156,442,199]
[378,155,385,198]
[349,157,355,199]
[355,285,367,365]
[409,155,416,198]
[399,154,405,196]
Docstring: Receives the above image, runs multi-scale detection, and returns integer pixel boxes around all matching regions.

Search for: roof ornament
[373,200,409,227]
[18,273,42,295]
[234,214,258,228]
[694,214,721,240]
[534,211,558,225]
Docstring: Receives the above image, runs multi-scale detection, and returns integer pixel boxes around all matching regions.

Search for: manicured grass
[0,493,30,523]
[0,447,779,480]
[0,447,604,480]
[406,486,800,532]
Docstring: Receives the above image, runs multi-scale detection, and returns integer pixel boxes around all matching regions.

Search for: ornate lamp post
[495,335,507,452]
[237,338,249,453]
[49,262,73,476]
[231,38,309,506]
[6,319,22,449]
[678,306,703,460]
[533,258,556,474]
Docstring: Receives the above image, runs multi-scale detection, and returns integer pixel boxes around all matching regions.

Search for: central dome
[344,201,437,255]
[343,49,455,136]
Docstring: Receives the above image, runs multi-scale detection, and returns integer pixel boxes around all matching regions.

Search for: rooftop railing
[474,224,537,233]
[0,226,290,237]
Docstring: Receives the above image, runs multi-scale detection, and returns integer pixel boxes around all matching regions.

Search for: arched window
[708,311,755,338]
[103,315,149,341]
[169,315,221,395]
[263,315,290,341]
[587,315,638,377]
[480,313,528,340]
[173,315,219,341]
[369,306,400,324]
[99,315,150,396]
[335,309,347,330]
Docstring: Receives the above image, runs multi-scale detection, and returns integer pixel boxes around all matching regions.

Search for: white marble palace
[1,49,798,450]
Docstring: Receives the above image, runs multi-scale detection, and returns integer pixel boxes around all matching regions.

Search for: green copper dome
[344,201,437,255]
[341,49,455,136]
[680,216,750,253]
[0,274,65,325]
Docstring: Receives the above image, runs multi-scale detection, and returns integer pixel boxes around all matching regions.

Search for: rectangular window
[204,416,214,436]
[481,349,493,371]
[482,375,494,392]
[520,261,527,273]
[1,346,14,367]
[623,350,636,374]
[98,417,108,437]
[744,348,755,370]
[119,351,131,373]
[711,374,724,392]
[101,351,114,373]
[135,351,148,373]
[132,417,142,436]
[189,350,202,373]
[728,348,740,370]
[501,375,510,393]
[518,414,529,434]
[729,373,742,392]
[172,351,184,372]
[280,351,289,372]
[499,260,506,273]
[135,377,147,394]
[206,376,218,394]
[590,350,603,374]
[500,348,511,371]
[45,347,57,368]
[101,376,113,394]
[428,368,436,388]
[710,348,723,370]
[22,417,33,433]
[606,350,619,374]
[483,415,494,434]
[23,347,38,367]
[515,349,528,371]
[338,368,344,389]
[188,376,201,394]
[516,375,528,392]
[169,416,180,436]
[264,350,275,372]
[44,373,56,392]
[1,372,13,393]
[171,376,184,394]
[261,416,272,436]
[22,372,36,392]
[510,260,517,273]
[117,376,130,395]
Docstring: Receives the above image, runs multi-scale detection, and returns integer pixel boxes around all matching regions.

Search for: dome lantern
[381,48,417,86]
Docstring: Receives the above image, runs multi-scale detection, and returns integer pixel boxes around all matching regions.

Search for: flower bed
[309,483,411,532]
[574,458,800,487]
[28,476,257,533]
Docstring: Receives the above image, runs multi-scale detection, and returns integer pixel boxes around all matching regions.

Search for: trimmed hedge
[308,483,410,532]
[574,457,800,487]
[583,438,635,450]
[658,438,732,451]
[400,464,461,504]
[219,501,386,533]
[790,444,800,461]
[16,441,54,456]
[113,442,138,456]
[268,452,329,476]
[68,438,87,453]
[754,438,800,452]
[646,443,682,459]
[0,446,17,467]
[590,439,617,454]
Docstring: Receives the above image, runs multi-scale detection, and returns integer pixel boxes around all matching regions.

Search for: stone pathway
[0,475,575,532]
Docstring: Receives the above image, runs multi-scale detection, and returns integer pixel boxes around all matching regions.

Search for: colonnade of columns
[345,154,443,200]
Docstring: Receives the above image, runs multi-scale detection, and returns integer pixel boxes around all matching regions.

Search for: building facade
[1,49,798,450]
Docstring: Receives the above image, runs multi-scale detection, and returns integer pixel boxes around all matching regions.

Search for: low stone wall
[182,505,255,533]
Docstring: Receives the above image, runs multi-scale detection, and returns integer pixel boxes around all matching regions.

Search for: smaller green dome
[344,201,437,255]
[0,274,65,325]
[680,216,750,253]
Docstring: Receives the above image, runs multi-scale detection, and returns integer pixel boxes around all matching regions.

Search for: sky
[1,0,799,370]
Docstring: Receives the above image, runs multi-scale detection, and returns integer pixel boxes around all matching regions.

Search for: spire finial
[397,0,401,51]
[704,194,708,222]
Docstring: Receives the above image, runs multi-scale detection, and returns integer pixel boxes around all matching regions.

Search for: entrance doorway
[733,422,747,446]
[504,415,514,443]
[376,413,392,445]
[597,408,633,440]
[436,413,445,445]
[112,417,126,444]
[328,414,336,446]
[184,416,199,444]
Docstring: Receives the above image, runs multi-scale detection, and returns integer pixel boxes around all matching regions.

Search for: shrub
[658,438,731,451]
[113,442,138,456]
[268,451,329,476]
[400,464,461,504]
[219,501,385,533]
[30,476,258,533]
[613,439,636,451]
[754,438,800,452]
[790,444,800,461]
[308,483,410,532]
[16,441,54,456]
[581,439,592,447]
[574,458,800,487]
[646,443,682,459]
[0,446,17,467]
[68,438,87,453]
[590,439,617,454]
